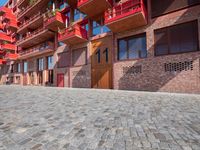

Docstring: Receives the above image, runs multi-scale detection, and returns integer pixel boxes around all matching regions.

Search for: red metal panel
[57,73,64,87]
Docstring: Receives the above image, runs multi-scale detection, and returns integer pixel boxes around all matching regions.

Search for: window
[38,58,44,71]
[155,21,199,56]
[151,0,200,18]
[57,52,70,68]
[47,56,54,70]
[74,9,86,21]
[24,62,28,73]
[118,33,147,60]
[16,63,20,73]
[72,48,87,66]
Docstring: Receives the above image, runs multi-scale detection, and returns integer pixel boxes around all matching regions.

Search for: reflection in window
[24,62,28,73]
[47,56,53,70]
[93,21,110,36]
[118,33,147,60]
[74,9,86,21]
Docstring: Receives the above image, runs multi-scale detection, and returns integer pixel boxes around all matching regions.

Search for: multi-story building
[0,0,200,94]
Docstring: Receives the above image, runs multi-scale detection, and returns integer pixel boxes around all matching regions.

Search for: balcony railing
[105,0,147,32]
[44,11,66,31]
[19,42,54,58]
[17,0,44,19]
[17,27,46,44]
[58,24,88,45]
[17,26,54,48]
[19,12,42,28]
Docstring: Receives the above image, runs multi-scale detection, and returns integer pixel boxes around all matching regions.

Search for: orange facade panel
[77,0,112,17]
[58,24,88,45]
[105,0,147,32]
[44,11,67,32]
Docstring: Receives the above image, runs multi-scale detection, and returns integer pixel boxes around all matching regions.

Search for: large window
[38,58,44,71]
[151,0,200,18]
[23,62,28,73]
[47,56,54,70]
[118,33,147,60]
[57,52,70,68]
[154,21,199,56]
[72,48,87,66]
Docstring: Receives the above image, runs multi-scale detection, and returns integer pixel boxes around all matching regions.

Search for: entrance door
[91,37,112,89]
[57,73,64,87]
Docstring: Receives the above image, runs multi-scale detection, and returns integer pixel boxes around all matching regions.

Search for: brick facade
[0,0,200,93]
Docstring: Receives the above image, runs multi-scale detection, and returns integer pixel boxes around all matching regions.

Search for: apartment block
[0,0,200,94]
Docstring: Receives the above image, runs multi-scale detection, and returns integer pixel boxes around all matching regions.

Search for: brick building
[0,0,200,93]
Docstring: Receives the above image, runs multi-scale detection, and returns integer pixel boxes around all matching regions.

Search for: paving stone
[0,85,200,150]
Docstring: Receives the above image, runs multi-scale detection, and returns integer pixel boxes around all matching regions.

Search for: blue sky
[0,0,8,6]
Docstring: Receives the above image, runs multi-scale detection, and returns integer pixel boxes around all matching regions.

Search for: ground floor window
[47,56,54,70]
[154,20,199,56]
[38,58,44,71]
[23,62,28,73]
[118,33,147,60]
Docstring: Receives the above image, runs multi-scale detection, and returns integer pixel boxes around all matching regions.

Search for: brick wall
[113,4,200,93]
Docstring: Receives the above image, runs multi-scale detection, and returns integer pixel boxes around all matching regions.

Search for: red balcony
[44,11,66,32]
[0,32,15,43]
[78,0,112,17]
[0,6,10,15]
[4,53,18,60]
[105,0,147,32]
[58,24,88,45]
[7,21,18,32]
[2,12,16,21]
[0,59,6,65]
[0,43,16,51]
[16,27,54,49]
[19,42,54,59]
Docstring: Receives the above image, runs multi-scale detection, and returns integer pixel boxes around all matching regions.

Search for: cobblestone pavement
[0,85,200,150]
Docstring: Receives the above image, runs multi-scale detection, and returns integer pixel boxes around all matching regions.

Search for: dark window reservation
[155,21,199,56]
[151,0,200,18]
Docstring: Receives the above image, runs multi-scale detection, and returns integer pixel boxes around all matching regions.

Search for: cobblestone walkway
[0,85,200,150]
